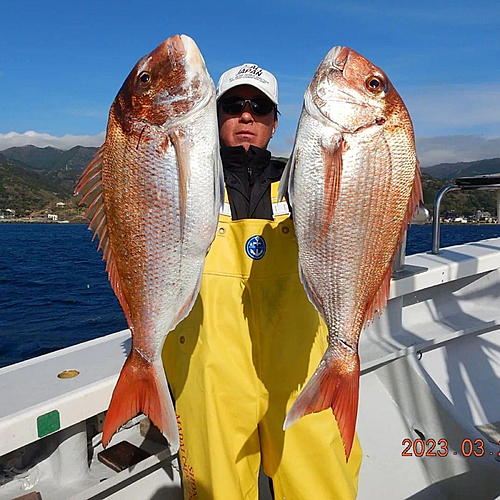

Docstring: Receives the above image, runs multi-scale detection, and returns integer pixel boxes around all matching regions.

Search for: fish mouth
[332,46,350,72]
[150,34,205,71]
[166,34,186,68]
[325,46,350,74]
[147,35,186,70]
[168,34,186,56]
[180,34,206,68]
[157,34,205,70]
[153,34,213,129]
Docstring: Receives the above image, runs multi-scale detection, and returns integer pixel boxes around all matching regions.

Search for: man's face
[218,85,278,150]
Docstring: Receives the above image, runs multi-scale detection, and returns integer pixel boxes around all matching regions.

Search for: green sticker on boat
[37,410,60,438]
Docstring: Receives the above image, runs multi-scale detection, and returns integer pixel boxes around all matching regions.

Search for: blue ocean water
[2,223,500,369]
[0,224,127,368]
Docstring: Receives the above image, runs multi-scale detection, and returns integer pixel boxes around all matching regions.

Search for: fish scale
[281,46,422,461]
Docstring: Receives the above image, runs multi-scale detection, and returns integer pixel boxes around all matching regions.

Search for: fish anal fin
[106,257,132,326]
[299,264,325,318]
[364,263,392,325]
[321,139,345,236]
[172,269,204,328]
[169,130,190,227]
[284,348,360,462]
[102,348,179,452]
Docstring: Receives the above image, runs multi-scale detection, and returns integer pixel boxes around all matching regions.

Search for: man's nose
[240,113,253,123]
[238,102,254,122]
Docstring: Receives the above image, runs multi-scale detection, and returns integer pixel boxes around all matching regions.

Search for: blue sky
[1,0,500,165]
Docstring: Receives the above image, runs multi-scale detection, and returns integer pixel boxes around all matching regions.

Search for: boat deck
[2,238,500,498]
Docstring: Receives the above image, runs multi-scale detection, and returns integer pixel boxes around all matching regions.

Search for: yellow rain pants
[163,184,362,500]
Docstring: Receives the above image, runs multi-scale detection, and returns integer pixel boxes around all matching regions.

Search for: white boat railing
[432,174,500,254]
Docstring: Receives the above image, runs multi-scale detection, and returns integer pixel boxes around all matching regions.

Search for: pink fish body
[280,46,422,460]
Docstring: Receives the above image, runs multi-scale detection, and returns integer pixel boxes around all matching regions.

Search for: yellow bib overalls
[162,183,362,499]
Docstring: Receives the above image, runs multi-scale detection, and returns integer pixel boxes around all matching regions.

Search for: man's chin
[221,137,267,150]
[232,138,253,150]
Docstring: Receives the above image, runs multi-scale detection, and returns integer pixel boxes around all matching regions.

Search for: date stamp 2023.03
[402,438,499,458]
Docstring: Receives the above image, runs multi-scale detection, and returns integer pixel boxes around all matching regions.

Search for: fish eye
[366,75,385,93]
[139,72,152,86]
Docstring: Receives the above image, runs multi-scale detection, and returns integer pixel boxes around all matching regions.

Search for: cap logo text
[237,65,263,77]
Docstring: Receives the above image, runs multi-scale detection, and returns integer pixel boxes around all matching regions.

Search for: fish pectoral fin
[215,148,225,215]
[102,348,179,452]
[283,347,360,462]
[278,145,298,204]
[169,129,190,227]
[320,138,345,235]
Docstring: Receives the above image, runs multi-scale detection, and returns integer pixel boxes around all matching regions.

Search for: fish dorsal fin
[363,161,423,325]
[74,144,132,325]
[169,130,190,226]
[320,138,345,236]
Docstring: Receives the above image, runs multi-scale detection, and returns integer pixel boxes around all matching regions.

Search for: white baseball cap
[216,63,279,106]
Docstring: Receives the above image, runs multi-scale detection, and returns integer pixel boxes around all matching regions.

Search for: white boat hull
[2,237,500,499]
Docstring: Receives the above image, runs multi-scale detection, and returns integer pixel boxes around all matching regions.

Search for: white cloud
[417,135,500,167]
[0,131,105,150]
[402,83,500,135]
[2,131,497,169]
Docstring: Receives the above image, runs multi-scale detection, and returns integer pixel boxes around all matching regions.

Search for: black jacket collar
[220,145,285,219]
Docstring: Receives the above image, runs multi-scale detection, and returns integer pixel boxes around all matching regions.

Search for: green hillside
[0,145,98,218]
[0,159,70,214]
[421,173,497,216]
[1,145,500,219]
[1,145,98,171]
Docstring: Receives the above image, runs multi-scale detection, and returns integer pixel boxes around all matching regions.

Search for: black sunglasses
[219,96,275,116]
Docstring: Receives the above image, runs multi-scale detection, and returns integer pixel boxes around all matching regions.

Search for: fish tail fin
[283,348,360,461]
[102,348,179,452]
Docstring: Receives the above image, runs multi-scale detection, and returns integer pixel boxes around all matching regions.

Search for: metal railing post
[432,184,459,254]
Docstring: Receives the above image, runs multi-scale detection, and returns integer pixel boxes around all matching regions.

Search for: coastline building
[0,209,15,219]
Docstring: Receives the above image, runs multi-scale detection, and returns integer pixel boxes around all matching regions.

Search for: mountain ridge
[422,158,500,179]
[0,145,99,171]
[2,145,500,218]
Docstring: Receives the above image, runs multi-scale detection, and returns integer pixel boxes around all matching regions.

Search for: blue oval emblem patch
[245,235,266,260]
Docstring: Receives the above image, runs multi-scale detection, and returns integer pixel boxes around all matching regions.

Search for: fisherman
[163,63,362,499]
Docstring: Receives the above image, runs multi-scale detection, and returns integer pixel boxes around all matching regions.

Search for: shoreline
[0,219,86,224]
[1,219,500,227]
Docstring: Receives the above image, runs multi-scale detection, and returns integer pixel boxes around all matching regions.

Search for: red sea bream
[75,34,223,451]
[280,46,422,460]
